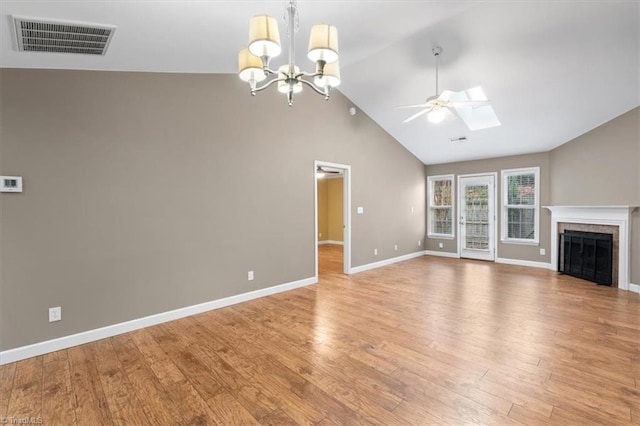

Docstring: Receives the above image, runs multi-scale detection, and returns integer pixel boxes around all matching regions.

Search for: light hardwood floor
[2,244,639,424]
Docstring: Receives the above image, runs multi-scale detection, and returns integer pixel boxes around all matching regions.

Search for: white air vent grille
[13,16,116,55]
[449,136,468,143]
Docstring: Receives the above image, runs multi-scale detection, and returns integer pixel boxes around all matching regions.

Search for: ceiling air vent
[13,16,116,55]
[449,136,468,143]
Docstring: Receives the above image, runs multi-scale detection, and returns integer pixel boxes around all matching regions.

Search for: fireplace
[558,230,613,285]
[545,205,636,291]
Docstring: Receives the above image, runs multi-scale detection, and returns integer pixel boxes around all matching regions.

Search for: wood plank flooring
[2,244,640,424]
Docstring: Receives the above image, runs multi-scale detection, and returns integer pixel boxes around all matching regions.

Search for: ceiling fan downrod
[432,46,442,97]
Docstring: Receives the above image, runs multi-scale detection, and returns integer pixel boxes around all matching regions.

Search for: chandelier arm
[298,78,330,98]
[252,77,287,93]
[263,67,280,75]
[296,71,323,79]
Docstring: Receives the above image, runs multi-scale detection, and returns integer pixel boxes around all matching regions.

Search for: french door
[458,174,496,261]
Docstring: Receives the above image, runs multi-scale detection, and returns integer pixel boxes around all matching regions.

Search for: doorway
[314,161,351,278]
[458,173,496,261]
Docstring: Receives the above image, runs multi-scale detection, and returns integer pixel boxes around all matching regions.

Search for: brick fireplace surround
[545,206,637,292]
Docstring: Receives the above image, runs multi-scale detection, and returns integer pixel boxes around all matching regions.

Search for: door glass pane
[465,184,489,250]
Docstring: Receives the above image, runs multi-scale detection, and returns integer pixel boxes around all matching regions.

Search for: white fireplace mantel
[544,205,637,291]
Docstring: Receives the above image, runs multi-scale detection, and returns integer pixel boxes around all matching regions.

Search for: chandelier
[238,0,340,106]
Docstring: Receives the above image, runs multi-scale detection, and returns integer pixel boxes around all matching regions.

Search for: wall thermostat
[1,176,23,192]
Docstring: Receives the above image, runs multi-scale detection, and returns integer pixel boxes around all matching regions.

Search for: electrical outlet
[374,248,378,256]
[319,233,322,238]
[49,306,61,322]
[394,244,398,251]
[540,248,546,256]
[438,242,444,249]
[248,270,254,281]
[411,206,414,214]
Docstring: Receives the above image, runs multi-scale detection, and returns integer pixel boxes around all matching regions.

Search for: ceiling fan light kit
[427,106,448,124]
[238,0,340,106]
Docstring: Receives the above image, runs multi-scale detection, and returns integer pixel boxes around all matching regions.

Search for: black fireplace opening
[558,230,613,286]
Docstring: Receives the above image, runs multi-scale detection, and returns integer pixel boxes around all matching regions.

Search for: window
[501,167,539,244]
[427,175,454,238]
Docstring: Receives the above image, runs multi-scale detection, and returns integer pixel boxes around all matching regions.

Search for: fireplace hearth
[559,230,613,285]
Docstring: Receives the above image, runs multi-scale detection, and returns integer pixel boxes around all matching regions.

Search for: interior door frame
[314,160,352,279]
[457,172,498,261]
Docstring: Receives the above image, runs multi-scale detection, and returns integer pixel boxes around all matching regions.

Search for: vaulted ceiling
[1,1,638,164]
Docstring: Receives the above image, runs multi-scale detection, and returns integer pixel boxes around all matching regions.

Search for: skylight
[451,86,501,131]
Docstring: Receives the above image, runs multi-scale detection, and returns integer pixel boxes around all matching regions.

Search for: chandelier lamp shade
[238,0,340,106]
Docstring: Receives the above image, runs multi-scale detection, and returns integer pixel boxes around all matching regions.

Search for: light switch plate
[49,307,61,322]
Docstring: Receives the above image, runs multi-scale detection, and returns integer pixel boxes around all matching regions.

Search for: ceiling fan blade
[396,103,430,109]
[403,108,431,123]
[449,100,490,108]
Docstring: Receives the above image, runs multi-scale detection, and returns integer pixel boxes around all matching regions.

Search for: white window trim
[427,174,455,239]
[501,167,540,245]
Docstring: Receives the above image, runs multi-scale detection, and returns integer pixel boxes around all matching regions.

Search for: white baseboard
[0,277,317,365]
[318,240,344,246]
[629,283,640,294]
[495,257,552,270]
[423,250,460,259]
[350,251,425,274]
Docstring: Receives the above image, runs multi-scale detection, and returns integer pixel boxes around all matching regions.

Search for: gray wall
[0,70,4,350]
[425,153,551,263]
[0,69,426,351]
[549,107,640,283]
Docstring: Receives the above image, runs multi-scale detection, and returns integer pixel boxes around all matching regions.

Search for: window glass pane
[432,180,452,206]
[431,208,452,235]
[507,173,535,205]
[507,207,535,239]
[429,176,454,236]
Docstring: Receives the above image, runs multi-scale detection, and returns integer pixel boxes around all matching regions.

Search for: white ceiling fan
[398,47,500,130]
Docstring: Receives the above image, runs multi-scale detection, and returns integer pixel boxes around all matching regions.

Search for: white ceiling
[1,1,639,164]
